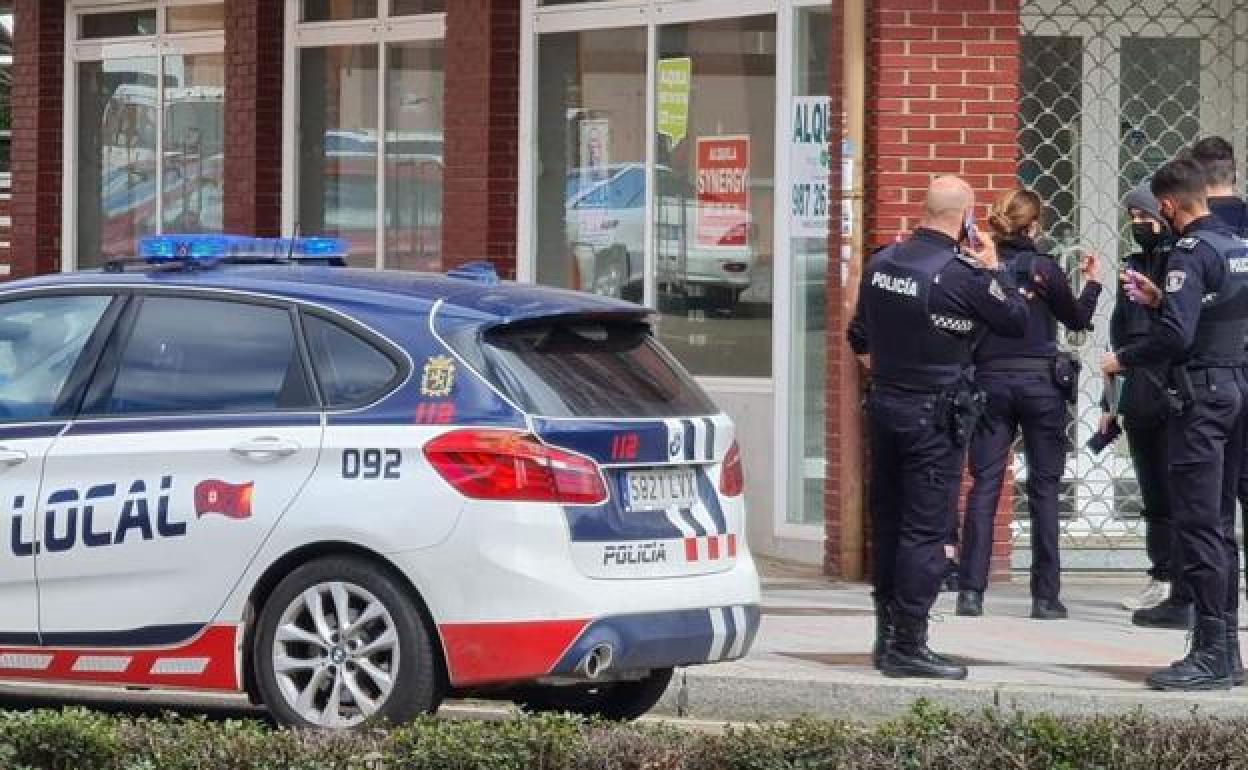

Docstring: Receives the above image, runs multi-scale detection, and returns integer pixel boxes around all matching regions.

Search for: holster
[1166,366,1195,417]
[1052,352,1081,405]
[944,372,988,448]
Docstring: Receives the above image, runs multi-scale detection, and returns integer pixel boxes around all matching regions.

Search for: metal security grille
[1014,1,1248,570]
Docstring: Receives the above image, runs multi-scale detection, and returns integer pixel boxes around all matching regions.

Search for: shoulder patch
[989,278,1006,302]
[1166,270,1187,293]
[1176,236,1201,252]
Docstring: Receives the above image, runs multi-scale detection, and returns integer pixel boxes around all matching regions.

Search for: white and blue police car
[0,235,760,728]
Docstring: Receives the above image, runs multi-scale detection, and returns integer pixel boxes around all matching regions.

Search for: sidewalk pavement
[653,569,1248,722]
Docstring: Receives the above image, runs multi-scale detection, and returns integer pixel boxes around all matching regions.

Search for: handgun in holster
[946,377,988,448]
[1166,365,1195,417]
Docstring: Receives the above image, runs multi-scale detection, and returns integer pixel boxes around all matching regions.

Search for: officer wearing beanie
[1111,183,1192,630]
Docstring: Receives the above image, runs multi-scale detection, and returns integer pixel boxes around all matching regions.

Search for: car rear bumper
[389,504,760,686]
[436,604,760,687]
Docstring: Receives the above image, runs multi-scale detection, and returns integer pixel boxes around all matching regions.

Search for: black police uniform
[849,228,1028,678]
[1111,241,1188,617]
[960,236,1100,614]
[1118,215,1248,690]
[1209,195,1248,603]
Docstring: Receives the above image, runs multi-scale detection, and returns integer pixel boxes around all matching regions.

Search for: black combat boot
[1132,598,1195,630]
[879,613,968,680]
[1227,613,1245,686]
[872,599,894,670]
[1146,615,1232,692]
[956,590,983,617]
[1031,598,1068,620]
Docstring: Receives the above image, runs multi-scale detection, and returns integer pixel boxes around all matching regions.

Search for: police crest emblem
[1166,270,1186,294]
[421,355,457,397]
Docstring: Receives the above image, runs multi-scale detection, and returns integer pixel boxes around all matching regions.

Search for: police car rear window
[479,319,716,418]
[302,315,400,407]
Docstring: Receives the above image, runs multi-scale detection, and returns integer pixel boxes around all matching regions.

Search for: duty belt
[977,356,1053,373]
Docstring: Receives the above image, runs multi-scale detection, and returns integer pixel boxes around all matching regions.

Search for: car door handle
[230,437,300,462]
[0,448,27,468]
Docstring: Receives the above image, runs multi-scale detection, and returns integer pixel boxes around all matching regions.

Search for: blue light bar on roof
[137,234,349,264]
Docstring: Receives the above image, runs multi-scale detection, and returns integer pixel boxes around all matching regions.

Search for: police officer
[957,190,1102,620]
[1110,185,1192,631]
[1190,137,1248,604]
[849,176,1029,679]
[1192,137,1248,237]
[1103,158,1248,691]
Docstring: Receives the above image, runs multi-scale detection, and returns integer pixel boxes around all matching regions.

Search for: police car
[0,235,760,728]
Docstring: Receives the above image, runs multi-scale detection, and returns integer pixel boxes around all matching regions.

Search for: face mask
[1131,222,1166,253]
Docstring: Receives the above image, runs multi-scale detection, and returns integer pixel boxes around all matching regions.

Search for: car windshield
[478,318,716,418]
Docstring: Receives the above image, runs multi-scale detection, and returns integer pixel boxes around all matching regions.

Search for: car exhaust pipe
[579,643,614,679]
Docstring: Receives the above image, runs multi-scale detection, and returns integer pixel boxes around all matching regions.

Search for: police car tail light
[424,430,608,505]
[720,441,744,497]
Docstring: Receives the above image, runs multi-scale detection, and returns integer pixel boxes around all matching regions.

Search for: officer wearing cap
[849,176,1028,680]
[1103,158,1248,691]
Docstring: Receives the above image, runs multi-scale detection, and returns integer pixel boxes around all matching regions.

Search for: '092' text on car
[0,236,760,728]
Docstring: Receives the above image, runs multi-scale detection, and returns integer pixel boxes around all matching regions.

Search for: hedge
[2,700,1248,770]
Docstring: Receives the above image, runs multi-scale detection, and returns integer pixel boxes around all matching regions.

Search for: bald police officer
[1105,158,1248,691]
[849,176,1029,680]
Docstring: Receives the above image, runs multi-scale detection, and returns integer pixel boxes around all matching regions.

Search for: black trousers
[867,386,963,622]
[1168,367,1245,621]
[1123,410,1182,592]
[961,370,1067,599]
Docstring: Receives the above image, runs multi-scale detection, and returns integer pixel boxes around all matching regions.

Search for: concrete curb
[651,670,1248,723]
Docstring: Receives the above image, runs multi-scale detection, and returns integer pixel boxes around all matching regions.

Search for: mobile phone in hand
[963,210,983,251]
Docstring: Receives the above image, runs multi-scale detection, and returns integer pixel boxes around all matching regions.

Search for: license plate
[625,468,698,512]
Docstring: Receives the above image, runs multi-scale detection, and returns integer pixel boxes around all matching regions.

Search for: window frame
[78,290,323,419]
[297,307,410,411]
[0,289,127,425]
[281,0,447,270]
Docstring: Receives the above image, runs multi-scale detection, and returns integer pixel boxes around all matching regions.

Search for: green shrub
[0,701,1246,770]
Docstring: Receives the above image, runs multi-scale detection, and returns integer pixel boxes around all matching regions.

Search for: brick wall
[862,0,1022,581]
[224,0,284,236]
[442,0,520,276]
[9,0,63,280]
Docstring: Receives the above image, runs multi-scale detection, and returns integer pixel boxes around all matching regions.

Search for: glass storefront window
[384,41,445,270]
[787,6,832,527]
[294,10,445,270]
[166,4,225,33]
[162,53,225,234]
[76,58,161,267]
[535,27,647,298]
[654,16,776,378]
[297,45,380,268]
[80,10,157,39]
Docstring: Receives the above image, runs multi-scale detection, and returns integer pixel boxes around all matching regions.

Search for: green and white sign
[657,57,692,144]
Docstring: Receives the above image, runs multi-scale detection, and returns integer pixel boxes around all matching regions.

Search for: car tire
[516,667,674,721]
[253,556,441,729]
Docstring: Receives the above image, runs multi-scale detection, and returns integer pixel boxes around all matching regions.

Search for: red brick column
[9,0,64,279]
[861,0,1022,580]
[442,0,520,276]
[224,0,284,236]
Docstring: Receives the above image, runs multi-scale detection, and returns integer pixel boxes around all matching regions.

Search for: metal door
[1015,0,1247,569]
